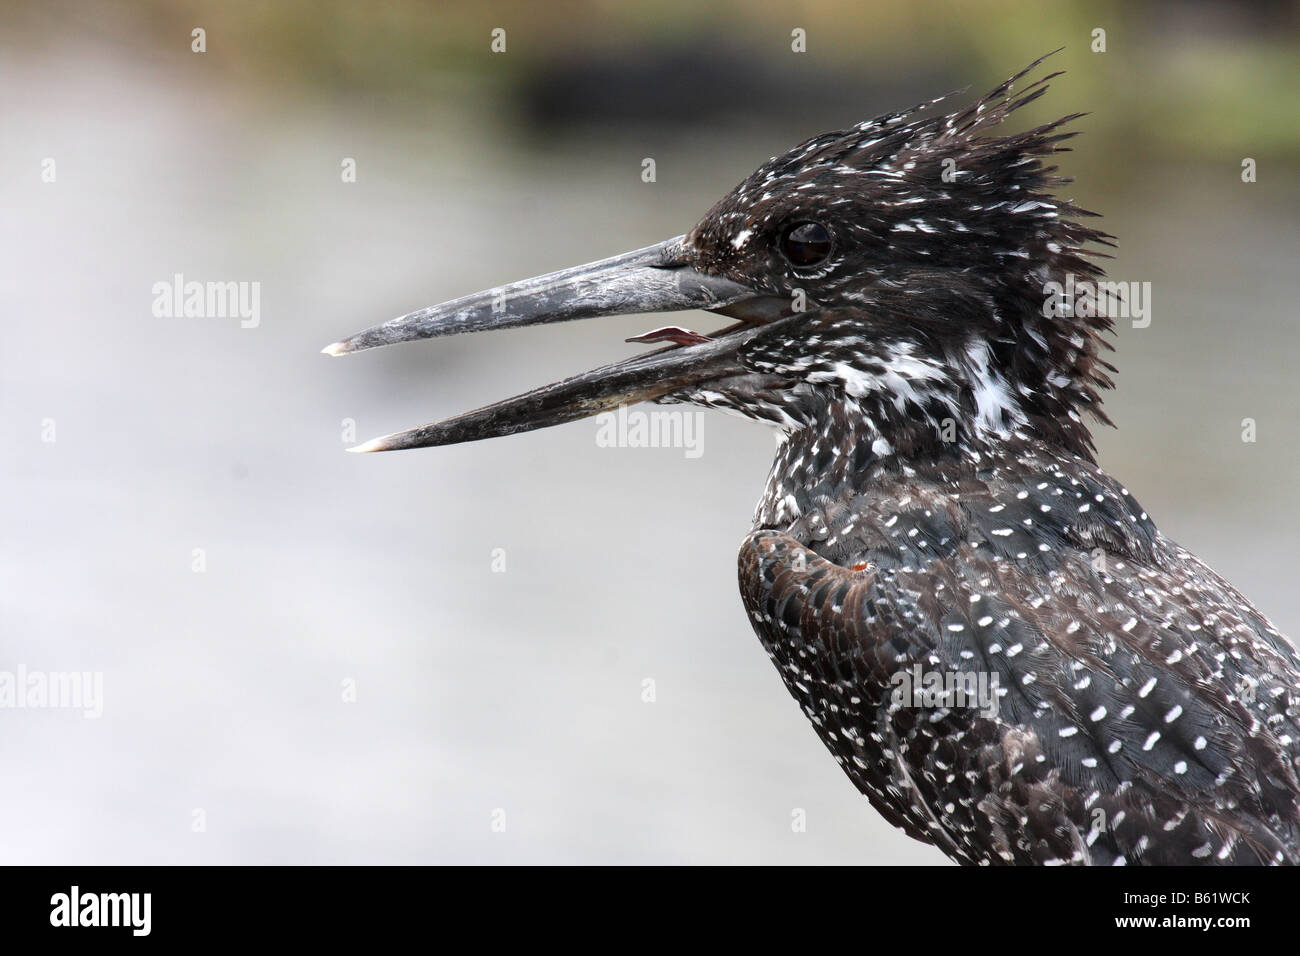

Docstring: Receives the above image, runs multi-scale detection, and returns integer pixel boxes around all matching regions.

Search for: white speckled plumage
[329,53,1300,865]
[671,56,1300,864]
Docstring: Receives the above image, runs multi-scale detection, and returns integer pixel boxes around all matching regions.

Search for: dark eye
[780,221,833,267]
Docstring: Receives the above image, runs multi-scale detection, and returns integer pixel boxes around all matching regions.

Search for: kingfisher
[325,55,1300,865]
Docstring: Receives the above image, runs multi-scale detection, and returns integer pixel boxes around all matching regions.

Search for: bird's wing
[738,467,1300,865]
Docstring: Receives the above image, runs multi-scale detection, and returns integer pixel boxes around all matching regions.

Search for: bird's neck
[752,391,1091,531]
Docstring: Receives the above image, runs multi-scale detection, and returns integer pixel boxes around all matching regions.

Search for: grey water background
[2,3,1298,864]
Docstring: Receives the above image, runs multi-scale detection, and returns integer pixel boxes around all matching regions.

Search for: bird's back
[739,438,1300,864]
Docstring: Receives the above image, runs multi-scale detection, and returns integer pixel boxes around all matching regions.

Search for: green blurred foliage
[4,0,1297,161]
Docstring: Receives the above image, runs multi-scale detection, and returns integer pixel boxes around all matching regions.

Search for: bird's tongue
[625,326,713,346]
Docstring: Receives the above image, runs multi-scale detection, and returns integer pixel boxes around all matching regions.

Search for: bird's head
[326,54,1114,462]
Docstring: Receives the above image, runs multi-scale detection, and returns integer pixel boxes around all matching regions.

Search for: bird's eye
[780,221,833,268]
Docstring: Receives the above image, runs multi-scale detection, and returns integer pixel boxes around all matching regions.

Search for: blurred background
[1,0,1297,864]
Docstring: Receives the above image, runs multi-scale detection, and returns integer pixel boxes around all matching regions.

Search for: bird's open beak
[323,235,791,451]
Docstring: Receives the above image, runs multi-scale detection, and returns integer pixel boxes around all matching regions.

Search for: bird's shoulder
[737,445,1300,864]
